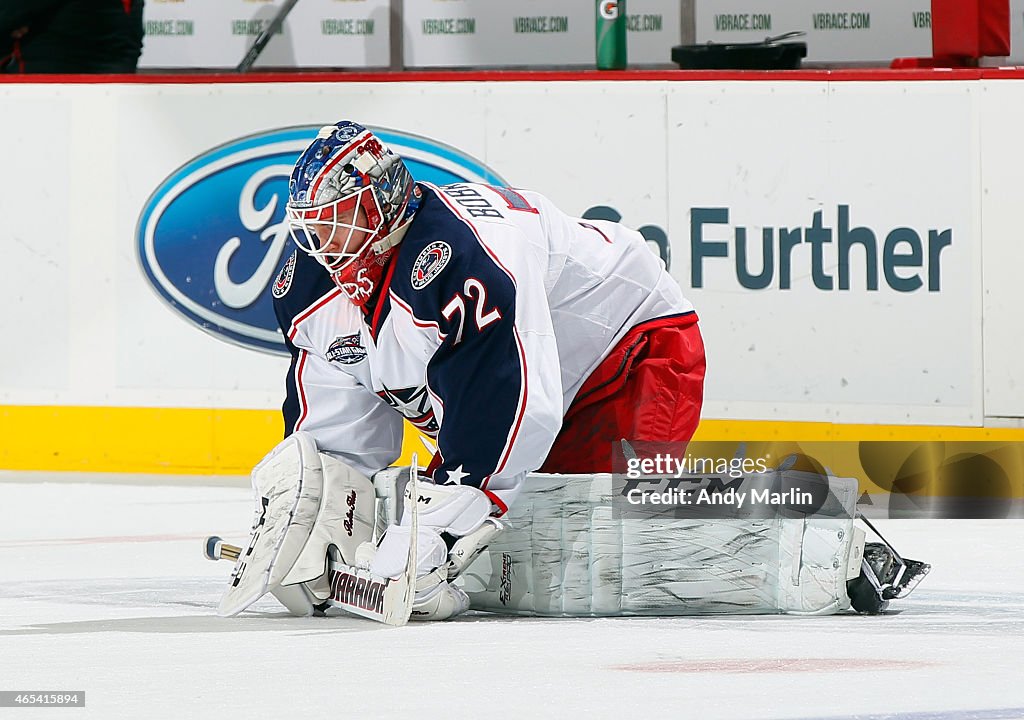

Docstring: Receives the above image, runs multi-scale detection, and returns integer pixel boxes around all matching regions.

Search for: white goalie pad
[281,452,377,590]
[217,432,375,617]
[374,470,864,617]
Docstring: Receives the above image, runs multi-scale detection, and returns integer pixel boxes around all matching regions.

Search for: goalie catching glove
[216,431,501,622]
[217,431,378,618]
[360,480,503,621]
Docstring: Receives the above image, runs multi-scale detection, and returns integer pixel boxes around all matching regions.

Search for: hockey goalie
[210,121,928,624]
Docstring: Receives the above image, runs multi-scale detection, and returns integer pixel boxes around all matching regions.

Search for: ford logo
[137,126,507,354]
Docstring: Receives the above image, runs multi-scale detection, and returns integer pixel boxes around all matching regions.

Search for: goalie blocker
[216,432,416,625]
[215,432,494,623]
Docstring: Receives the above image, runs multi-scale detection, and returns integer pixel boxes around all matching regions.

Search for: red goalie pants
[539,313,706,474]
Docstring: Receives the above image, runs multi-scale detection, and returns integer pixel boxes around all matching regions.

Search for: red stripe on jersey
[426,385,445,413]
[288,287,342,340]
[390,291,447,341]
[425,451,443,479]
[368,256,399,337]
[579,221,613,244]
[483,489,509,517]
[493,329,529,476]
[293,349,310,431]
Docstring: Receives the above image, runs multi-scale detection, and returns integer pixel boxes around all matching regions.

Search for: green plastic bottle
[596,0,627,70]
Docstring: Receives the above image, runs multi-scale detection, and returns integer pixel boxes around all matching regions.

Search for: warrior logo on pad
[411,241,452,290]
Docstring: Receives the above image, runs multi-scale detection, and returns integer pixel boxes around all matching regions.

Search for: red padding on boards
[932,0,1010,58]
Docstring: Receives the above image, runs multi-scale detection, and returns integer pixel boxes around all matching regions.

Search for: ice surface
[1,473,1022,720]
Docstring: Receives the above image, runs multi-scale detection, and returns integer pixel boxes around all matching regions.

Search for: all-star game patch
[411,241,452,290]
[326,333,367,365]
[272,251,297,298]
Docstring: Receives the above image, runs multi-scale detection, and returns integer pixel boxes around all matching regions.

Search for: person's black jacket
[1,0,144,73]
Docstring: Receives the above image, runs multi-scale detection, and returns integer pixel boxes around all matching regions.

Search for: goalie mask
[286,122,421,305]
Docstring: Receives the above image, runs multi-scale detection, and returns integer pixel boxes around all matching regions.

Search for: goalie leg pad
[271,582,320,617]
[457,471,864,617]
[411,581,470,621]
[218,432,324,617]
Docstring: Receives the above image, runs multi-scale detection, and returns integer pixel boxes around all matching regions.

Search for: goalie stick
[322,457,419,624]
[236,0,300,73]
[204,456,421,626]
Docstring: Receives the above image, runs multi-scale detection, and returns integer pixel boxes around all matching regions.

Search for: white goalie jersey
[272,182,694,513]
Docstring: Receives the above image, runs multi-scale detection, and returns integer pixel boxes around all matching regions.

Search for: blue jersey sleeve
[425,252,525,489]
